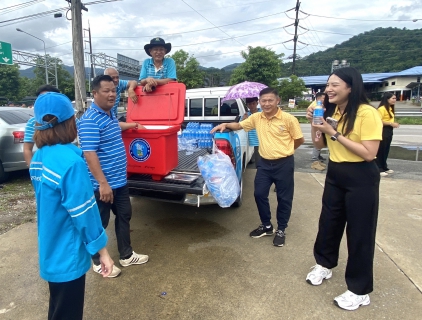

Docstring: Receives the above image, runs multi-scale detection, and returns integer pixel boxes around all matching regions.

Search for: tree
[0,64,23,101]
[229,46,284,86]
[277,75,307,101]
[170,50,205,89]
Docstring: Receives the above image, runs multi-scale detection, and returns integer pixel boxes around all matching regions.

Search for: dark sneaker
[318,155,326,161]
[250,224,274,238]
[273,229,285,247]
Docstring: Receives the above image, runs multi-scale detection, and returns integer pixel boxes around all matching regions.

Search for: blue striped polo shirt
[247,109,261,147]
[24,117,36,143]
[77,102,127,190]
[111,79,129,118]
[139,57,177,80]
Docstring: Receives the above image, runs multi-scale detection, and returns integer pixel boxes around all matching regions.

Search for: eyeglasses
[151,47,166,52]
[110,76,119,80]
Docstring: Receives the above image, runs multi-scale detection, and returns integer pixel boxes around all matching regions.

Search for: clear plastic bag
[197,150,240,208]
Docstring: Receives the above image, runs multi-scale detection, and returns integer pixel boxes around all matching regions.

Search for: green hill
[281,27,422,77]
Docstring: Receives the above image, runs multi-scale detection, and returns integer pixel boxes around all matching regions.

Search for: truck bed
[127,148,211,201]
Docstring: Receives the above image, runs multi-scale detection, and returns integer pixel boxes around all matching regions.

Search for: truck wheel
[231,179,243,208]
[0,161,9,183]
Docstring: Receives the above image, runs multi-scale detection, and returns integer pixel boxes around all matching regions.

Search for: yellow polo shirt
[377,106,394,123]
[240,108,303,160]
[327,104,382,163]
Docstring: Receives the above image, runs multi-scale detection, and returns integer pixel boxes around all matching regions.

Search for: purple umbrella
[221,81,268,102]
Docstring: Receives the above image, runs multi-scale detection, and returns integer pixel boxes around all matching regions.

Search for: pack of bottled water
[197,150,240,208]
[179,122,214,151]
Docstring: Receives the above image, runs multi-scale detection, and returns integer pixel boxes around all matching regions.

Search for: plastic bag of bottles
[197,150,240,208]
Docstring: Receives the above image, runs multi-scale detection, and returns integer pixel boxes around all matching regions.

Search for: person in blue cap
[138,37,177,92]
[30,92,114,320]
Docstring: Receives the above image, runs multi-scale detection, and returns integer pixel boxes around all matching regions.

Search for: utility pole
[70,0,87,114]
[291,0,300,75]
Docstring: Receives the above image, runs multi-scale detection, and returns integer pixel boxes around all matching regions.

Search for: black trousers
[254,155,294,231]
[314,160,380,295]
[92,184,133,265]
[375,126,393,171]
[48,275,85,320]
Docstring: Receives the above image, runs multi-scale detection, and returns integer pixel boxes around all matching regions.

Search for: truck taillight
[215,139,236,168]
[13,131,25,143]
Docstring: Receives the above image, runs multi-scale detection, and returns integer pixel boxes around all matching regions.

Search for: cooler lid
[126,82,186,125]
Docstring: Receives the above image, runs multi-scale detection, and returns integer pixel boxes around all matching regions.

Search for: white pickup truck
[127,86,254,207]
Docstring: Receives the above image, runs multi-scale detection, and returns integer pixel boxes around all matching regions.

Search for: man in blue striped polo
[242,97,261,165]
[104,67,138,119]
[23,85,60,166]
[77,74,149,278]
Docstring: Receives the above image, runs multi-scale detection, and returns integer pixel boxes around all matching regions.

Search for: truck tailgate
[127,149,210,199]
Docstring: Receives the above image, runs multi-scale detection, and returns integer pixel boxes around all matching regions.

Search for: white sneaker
[380,172,388,177]
[119,251,149,267]
[92,264,121,278]
[306,264,332,285]
[385,169,394,174]
[334,290,370,310]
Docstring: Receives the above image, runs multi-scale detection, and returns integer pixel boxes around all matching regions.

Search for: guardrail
[286,111,422,117]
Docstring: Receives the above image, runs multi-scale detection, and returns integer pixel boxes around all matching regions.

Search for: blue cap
[34,92,74,131]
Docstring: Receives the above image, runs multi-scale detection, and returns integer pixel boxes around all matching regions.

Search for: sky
[1,0,422,70]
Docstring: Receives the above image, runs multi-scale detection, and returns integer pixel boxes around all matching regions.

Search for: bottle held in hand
[313,100,324,125]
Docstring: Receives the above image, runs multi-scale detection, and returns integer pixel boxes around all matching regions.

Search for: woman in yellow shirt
[305,67,383,311]
[375,93,399,176]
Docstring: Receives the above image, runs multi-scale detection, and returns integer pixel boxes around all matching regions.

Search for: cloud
[1,0,422,69]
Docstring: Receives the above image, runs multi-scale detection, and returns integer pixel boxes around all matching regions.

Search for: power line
[94,24,293,50]
[0,0,120,27]
[91,11,288,39]
[180,0,245,48]
[0,0,43,11]
[300,10,422,22]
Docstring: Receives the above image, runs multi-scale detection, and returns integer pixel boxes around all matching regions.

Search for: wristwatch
[330,132,341,141]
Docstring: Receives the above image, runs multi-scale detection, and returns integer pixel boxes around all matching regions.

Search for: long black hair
[323,67,370,136]
[378,92,395,118]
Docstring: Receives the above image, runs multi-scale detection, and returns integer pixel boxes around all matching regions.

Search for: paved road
[1,169,421,319]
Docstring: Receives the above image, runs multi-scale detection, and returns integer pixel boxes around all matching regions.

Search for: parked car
[0,107,35,182]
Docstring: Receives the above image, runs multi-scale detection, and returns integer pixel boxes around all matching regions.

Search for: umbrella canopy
[221,81,268,102]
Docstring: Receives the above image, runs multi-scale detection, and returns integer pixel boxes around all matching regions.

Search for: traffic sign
[0,41,13,65]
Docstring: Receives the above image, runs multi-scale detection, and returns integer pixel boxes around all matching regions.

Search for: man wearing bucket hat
[30,92,114,319]
[139,37,177,92]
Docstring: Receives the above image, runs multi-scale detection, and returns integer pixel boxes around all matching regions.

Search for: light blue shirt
[24,117,36,143]
[77,102,127,190]
[30,143,107,282]
[112,79,129,118]
[248,108,261,147]
[139,57,177,80]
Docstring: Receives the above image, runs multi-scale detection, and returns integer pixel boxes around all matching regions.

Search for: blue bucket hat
[34,92,74,131]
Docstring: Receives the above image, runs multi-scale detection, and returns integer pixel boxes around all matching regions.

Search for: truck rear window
[186,98,240,117]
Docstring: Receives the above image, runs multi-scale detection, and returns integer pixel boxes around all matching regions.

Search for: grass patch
[396,117,422,125]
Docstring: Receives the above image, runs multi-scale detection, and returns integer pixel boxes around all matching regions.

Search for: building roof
[298,66,422,86]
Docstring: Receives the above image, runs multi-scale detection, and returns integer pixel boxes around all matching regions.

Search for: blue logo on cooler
[129,138,151,162]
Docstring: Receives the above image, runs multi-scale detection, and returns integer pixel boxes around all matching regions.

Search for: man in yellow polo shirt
[211,87,304,247]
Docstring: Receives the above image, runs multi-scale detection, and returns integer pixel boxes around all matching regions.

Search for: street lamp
[16,28,48,85]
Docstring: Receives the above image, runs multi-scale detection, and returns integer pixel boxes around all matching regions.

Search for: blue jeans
[92,185,133,264]
[254,156,294,231]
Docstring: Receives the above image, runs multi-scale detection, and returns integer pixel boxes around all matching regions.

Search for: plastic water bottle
[313,100,324,125]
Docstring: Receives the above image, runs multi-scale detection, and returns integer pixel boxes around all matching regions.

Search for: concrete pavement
[1,168,422,319]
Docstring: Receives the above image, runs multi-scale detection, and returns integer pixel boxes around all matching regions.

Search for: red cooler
[122,82,186,181]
